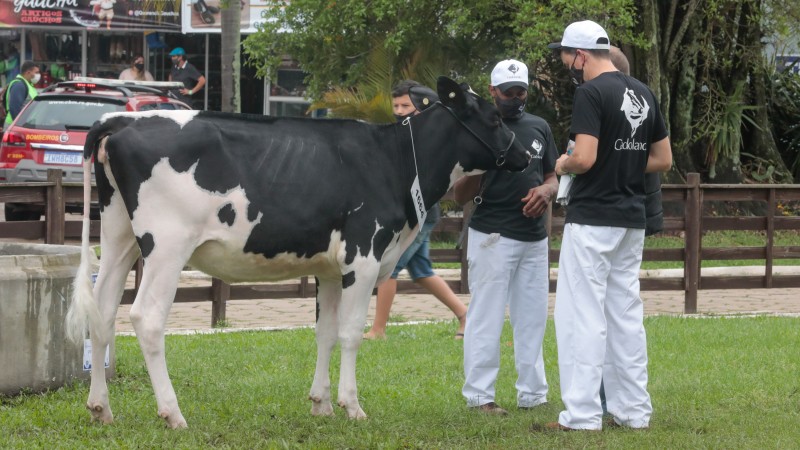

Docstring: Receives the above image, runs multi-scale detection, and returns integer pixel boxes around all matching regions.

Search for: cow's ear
[437,76,467,110]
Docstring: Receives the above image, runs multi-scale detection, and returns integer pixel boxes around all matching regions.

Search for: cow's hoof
[310,401,335,417]
[86,402,113,424]
[338,400,367,420]
[159,408,188,429]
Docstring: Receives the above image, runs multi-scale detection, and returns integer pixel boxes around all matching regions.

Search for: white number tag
[410,176,427,226]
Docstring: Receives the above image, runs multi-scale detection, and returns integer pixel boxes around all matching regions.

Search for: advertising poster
[0,0,181,31]
[181,0,272,34]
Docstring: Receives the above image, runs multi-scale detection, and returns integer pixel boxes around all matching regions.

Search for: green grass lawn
[2,317,799,448]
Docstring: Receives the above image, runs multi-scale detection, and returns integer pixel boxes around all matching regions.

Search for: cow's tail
[65,178,102,345]
[66,116,131,346]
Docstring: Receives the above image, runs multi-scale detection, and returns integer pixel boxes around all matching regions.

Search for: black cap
[408,86,439,112]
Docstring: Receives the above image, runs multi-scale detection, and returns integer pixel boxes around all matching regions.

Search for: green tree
[245,0,800,183]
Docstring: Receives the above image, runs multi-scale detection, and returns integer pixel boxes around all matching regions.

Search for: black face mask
[394,112,415,123]
[495,96,526,119]
[569,53,584,86]
[134,63,144,71]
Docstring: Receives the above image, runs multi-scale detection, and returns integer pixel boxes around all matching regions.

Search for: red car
[1,78,190,220]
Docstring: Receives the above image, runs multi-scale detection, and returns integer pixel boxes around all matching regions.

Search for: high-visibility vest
[4,75,38,125]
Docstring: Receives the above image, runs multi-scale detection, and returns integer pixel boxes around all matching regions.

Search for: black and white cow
[66,77,530,428]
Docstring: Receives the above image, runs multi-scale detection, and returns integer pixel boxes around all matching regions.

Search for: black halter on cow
[66,76,531,428]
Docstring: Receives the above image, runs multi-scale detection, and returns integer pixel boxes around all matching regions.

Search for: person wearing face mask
[546,20,672,431]
[4,61,39,128]
[453,59,558,415]
[119,55,154,82]
[363,80,468,340]
[168,47,205,108]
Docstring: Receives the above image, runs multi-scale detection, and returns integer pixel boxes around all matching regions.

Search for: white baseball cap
[490,59,529,92]
[548,20,610,50]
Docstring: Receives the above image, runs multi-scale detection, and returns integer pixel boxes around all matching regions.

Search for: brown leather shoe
[470,402,508,415]
[545,421,575,431]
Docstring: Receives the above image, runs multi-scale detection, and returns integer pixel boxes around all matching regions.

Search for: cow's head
[436,76,531,173]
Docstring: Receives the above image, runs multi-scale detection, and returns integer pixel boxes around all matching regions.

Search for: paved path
[114,269,800,334]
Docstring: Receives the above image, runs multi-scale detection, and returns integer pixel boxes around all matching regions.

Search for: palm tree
[309,39,447,123]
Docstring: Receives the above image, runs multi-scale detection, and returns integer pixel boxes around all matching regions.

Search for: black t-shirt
[470,112,557,242]
[566,71,668,229]
[170,61,203,105]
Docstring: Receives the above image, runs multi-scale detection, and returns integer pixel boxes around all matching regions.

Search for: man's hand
[521,185,552,218]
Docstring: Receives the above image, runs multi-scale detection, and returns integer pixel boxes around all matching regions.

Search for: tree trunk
[666,11,703,183]
[742,1,793,184]
[220,1,241,113]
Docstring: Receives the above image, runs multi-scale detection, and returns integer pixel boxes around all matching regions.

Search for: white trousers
[462,229,549,407]
[554,223,652,429]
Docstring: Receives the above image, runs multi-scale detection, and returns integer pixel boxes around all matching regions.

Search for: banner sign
[181,0,272,34]
[0,0,182,31]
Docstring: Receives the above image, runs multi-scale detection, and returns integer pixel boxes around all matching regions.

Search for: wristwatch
[188,89,193,95]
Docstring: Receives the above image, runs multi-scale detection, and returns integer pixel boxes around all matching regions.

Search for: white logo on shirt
[530,139,543,158]
[620,88,650,137]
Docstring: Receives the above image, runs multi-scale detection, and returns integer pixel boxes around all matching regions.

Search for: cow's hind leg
[309,277,341,417]
[129,244,193,429]
[336,266,378,419]
[86,196,140,424]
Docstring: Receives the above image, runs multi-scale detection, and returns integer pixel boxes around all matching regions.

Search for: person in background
[547,20,672,431]
[119,55,154,82]
[4,61,39,127]
[49,58,68,82]
[454,59,558,415]
[168,47,205,108]
[363,80,468,340]
[2,46,20,83]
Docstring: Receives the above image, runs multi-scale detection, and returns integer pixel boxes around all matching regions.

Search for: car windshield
[16,98,126,131]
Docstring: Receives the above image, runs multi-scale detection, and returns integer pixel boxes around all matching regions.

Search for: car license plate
[43,151,82,166]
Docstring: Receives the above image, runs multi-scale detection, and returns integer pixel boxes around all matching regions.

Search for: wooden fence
[1,170,798,324]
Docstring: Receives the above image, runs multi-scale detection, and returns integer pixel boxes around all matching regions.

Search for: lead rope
[455,171,496,249]
[402,116,421,179]
[402,116,427,226]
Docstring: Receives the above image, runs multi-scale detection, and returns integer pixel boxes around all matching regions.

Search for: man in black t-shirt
[454,59,558,415]
[168,47,206,108]
[546,20,672,431]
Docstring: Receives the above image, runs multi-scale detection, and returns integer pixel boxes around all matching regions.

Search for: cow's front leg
[309,277,341,417]
[336,267,378,419]
[130,255,189,429]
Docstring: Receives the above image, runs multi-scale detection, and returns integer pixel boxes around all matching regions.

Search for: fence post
[765,188,776,288]
[684,173,701,313]
[45,169,65,244]
[211,278,230,327]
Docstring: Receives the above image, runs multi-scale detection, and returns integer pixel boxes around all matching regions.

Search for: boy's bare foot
[362,331,386,340]
[455,313,466,339]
